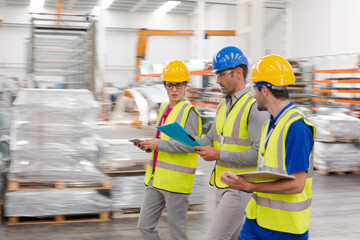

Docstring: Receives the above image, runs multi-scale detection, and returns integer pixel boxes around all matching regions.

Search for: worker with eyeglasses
[135,60,202,240]
[193,46,268,240]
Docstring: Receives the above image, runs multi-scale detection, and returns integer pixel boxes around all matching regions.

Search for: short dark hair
[236,64,248,79]
[256,81,289,100]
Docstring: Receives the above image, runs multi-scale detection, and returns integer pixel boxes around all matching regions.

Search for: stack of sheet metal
[6,89,111,218]
[10,89,102,178]
[111,171,207,209]
[309,109,360,171]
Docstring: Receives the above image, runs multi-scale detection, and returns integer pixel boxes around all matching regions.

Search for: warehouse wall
[1,1,359,88]
[290,0,360,69]
[103,9,192,87]
[0,6,30,80]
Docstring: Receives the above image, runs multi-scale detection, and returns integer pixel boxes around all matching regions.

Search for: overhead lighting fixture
[103,0,115,9]
[30,0,45,12]
[154,1,180,15]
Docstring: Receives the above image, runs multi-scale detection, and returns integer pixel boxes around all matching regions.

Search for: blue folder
[156,121,203,148]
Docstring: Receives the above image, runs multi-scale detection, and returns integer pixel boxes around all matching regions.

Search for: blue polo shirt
[240,102,314,240]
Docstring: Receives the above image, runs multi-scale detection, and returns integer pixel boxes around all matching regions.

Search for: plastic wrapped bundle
[10,158,104,179]
[5,189,111,217]
[0,108,12,137]
[112,175,146,209]
[98,138,149,171]
[0,140,10,172]
[0,108,11,172]
[12,122,94,147]
[189,170,206,205]
[111,171,207,209]
[309,112,360,141]
[12,89,99,124]
[10,89,100,178]
[314,142,360,169]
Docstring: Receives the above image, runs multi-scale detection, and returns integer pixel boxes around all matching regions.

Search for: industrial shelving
[29,13,96,93]
[287,60,314,109]
[312,68,360,116]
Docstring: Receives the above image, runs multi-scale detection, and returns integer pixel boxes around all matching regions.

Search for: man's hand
[193,146,220,161]
[139,139,158,151]
[220,172,253,191]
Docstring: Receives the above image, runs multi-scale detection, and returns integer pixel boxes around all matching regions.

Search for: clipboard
[156,121,202,149]
[236,171,295,183]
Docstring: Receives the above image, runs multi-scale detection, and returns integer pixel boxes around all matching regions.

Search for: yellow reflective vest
[210,92,257,188]
[144,100,202,194]
[245,108,315,235]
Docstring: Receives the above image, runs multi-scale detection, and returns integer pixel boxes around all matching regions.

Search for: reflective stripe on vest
[210,92,257,188]
[245,108,315,234]
[144,100,202,194]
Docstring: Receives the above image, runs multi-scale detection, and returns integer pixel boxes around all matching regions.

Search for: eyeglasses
[164,82,186,90]
[216,69,234,79]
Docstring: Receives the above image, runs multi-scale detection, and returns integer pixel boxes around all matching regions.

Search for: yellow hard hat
[249,55,295,86]
[161,60,190,82]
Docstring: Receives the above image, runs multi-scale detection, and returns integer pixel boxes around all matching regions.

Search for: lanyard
[261,104,295,156]
[221,93,248,136]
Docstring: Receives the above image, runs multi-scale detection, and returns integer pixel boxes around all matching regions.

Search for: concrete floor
[1,124,360,240]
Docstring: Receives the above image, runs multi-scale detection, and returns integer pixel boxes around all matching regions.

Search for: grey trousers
[206,188,252,240]
[138,180,189,240]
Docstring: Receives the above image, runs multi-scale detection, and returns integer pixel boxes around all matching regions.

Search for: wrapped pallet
[111,171,207,210]
[6,89,111,223]
[10,89,101,178]
[5,189,111,217]
[309,109,360,173]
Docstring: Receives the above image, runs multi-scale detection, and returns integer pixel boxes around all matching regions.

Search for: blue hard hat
[211,46,248,73]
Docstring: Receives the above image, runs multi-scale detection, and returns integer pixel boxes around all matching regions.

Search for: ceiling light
[30,0,45,12]
[103,0,115,9]
[154,1,180,15]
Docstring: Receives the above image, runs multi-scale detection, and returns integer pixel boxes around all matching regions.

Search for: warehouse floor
[1,124,360,240]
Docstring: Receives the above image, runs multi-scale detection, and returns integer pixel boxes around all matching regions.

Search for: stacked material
[10,89,100,178]
[111,171,207,209]
[314,142,359,170]
[0,108,11,172]
[5,190,111,217]
[98,139,150,173]
[310,110,360,141]
[6,89,111,219]
[309,109,360,171]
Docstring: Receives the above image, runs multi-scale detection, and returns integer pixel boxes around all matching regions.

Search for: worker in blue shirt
[221,55,315,240]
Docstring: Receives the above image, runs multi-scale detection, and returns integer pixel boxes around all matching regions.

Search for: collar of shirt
[267,101,295,134]
[225,87,250,109]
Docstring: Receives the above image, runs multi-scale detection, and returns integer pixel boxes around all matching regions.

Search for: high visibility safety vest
[210,92,257,188]
[245,108,315,235]
[144,100,202,194]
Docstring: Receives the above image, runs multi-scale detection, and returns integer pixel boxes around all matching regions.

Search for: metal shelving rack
[29,13,96,93]
[312,68,360,116]
[287,60,314,110]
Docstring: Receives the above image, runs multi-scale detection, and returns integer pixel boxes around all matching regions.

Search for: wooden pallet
[313,167,360,176]
[7,178,112,191]
[315,137,360,143]
[7,212,110,225]
[112,204,204,219]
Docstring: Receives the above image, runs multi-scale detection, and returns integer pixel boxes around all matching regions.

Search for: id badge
[220,135,224,146]
[258,156,265,170]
